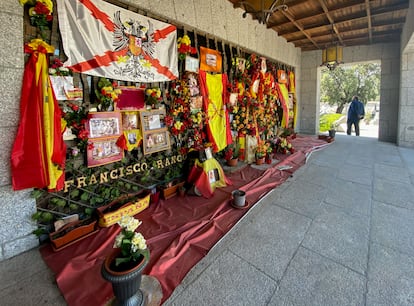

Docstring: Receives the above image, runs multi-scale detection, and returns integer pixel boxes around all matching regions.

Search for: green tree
[320,63,380,113]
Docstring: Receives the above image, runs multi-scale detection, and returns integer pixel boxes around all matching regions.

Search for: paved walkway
[1,134,414,305]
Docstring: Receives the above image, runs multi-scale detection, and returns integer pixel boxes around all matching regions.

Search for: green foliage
[320,63,380,113]
[319,113,343,132]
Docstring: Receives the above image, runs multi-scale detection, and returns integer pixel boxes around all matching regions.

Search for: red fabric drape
[40,135,330,306]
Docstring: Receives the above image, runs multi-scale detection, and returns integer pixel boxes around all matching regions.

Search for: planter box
[97,192,150,227]
[49,218,98,251]
[160,181,185,200]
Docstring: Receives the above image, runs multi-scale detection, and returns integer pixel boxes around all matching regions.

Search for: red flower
[78,129,89,140]
[34,2,51,15]
[87,142,94,150]
[69,103,79,111]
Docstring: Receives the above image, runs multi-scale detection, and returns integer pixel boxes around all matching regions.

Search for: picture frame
[139,109,166,132]
[185,56,199,73]
[143,129,171,155]
[87,137,124,168]
[121,111,139,130]
[86,111,122,139]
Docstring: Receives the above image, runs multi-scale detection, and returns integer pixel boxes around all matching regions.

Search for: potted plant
[254,141,268,165]
[224,142,240,167]
[101,216,149,306]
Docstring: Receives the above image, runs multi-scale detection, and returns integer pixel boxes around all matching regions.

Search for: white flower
[118,216,142,232]
[113,233,124,248]
[131,232,147,252]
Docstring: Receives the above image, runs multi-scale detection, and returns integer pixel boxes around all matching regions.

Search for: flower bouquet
[224,142,240,166]
[95,78,121,111]
[145,87,163,108]
[112,216,148,268]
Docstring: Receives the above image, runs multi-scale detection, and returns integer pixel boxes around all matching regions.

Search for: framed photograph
[121,111,139,130]
[87,111,122,139]
[139,109,166,132]
[143,129,171,155]
[190,96,203,112]
[185,56,199,73]
[87,137,123,167]
[187,72,200,96]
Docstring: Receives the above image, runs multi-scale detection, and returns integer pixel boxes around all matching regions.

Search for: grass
[319,113,343,132]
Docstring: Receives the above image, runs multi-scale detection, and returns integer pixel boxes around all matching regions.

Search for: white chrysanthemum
[131,232,147,252]
[113,233,124,248]
[126,218,141,232]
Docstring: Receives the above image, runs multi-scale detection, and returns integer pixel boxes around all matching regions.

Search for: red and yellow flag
[11,39,66,191]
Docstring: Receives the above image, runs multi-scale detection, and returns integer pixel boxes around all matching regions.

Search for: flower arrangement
[62,102,89,153]
[112,216,147,267]
[254,140,270,159]
[49,58,71,76]
[95,78,121,111]
[20,0,53,39]
[145,87,162,108]
[224,141,240,161]
[164,79,205,154]
[274,136,294,154]
[177,35,197,61]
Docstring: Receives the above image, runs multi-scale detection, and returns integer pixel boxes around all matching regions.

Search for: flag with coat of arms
[56,0,178,82]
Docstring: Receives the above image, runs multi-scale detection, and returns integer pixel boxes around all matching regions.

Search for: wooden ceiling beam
[267,1,407,30]
[273,8,407,37]
[280,9,321,49]
[365,0,372,43]
[317,0,344,45]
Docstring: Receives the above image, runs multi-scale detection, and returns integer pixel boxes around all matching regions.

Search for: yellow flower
[40,0,53,13]
[174,121,183,130]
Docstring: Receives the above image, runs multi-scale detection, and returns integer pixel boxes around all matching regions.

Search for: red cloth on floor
[40,135,329,305]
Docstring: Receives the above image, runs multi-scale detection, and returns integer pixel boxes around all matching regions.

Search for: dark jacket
[347,98,365,122]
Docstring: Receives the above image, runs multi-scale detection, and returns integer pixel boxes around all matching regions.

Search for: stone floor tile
[373,179,414,210]
[302,204,370,274]
[276,181,327,218]
[337,163,373,186]
[374,164,411,184]
[0,248,48,290]
[371,201,414,255]
[367,243,414,306]
[296,164,338,187]
[228,205,311,281]
[324,178,372,216]
[270,247,365,306]
[165,250,277,306]
[0,267,65,305]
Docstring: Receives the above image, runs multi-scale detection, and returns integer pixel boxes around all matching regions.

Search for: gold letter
[100,172,109,183]
[110,169,118,180]
[64,180,74,193]
[89,174,97,185]
[156,159,164,169]
[77,176,87,188]
[125,165,133,176]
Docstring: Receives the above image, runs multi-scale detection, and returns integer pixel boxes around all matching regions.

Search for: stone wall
[399,1,414,148]
[0,1,38,261]
[0,0,301,260]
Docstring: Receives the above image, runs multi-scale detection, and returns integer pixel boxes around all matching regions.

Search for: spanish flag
[11,39,66,191]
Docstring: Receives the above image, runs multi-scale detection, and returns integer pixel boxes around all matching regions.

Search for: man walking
[347,96,365,136]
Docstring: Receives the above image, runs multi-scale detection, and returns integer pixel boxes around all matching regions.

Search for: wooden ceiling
[228,0,410,51]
